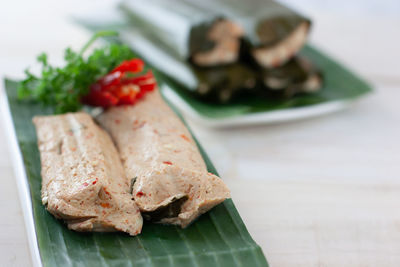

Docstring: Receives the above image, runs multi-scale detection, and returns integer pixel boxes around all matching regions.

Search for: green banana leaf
[4,79,268,267]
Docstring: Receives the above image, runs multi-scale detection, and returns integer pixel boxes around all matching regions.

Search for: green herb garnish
[18,31,135,113]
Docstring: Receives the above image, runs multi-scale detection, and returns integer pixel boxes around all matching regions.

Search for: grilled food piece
[33,112,143,235]
[97,90,230,227]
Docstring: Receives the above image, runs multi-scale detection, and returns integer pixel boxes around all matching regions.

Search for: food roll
[33,112,143,235]
[120,0,244,67]
[97,90,230,227]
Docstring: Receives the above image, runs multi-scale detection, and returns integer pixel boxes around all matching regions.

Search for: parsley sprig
[18,31,135,113]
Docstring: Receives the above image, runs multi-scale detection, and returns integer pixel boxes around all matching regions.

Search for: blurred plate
[162,84,357,128]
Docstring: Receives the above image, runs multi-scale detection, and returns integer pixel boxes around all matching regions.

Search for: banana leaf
[3,79,268,267]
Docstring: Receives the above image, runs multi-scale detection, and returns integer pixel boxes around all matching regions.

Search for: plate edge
[162,84,361,128]
[0,82,43,267]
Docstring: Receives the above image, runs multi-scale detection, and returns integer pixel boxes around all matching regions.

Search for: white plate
[0,85,42,267]
[161,84,357,128]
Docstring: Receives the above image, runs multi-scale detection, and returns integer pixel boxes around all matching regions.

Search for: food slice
[97,90,230,227]
[33,112,143,235]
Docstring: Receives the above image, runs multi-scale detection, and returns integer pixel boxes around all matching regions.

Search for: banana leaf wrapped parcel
[120,0,244,67]
[195,0,312,68]
[120,0,310,68]
[118,0,322,103]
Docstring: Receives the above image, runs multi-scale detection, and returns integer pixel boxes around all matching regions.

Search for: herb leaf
[18,31,136,114]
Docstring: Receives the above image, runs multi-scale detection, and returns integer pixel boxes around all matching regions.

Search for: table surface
[1,1,399,266]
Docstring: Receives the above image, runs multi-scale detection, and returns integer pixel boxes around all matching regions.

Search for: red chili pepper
[82,59,156,108]
[111,59,144,74]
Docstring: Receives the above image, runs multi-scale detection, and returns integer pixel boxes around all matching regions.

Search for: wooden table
[1,0,399,266]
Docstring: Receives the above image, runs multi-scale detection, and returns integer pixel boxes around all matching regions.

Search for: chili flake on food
[180,134,191,142]
[136,191,145,197]
[100,203,111,208]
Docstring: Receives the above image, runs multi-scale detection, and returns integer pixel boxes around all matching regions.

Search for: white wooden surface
[0,1,399,266]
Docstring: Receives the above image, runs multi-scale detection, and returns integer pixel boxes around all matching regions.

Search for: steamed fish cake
[33,112,143,235]
[98,89,230,227]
